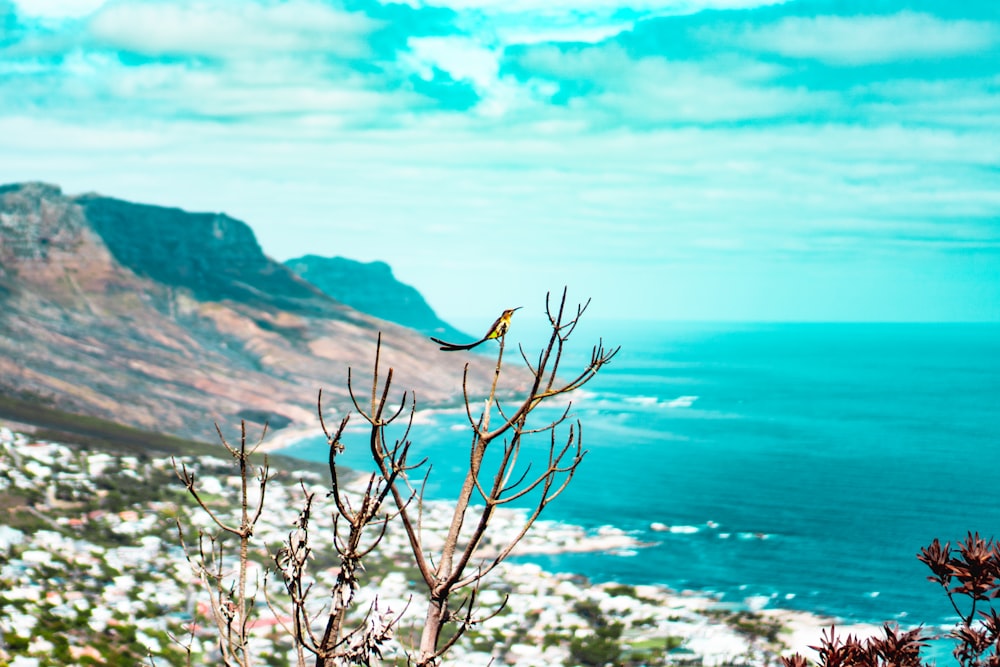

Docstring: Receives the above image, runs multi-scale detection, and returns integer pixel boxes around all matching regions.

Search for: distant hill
[284,255,470,343]
[0,183,501,442]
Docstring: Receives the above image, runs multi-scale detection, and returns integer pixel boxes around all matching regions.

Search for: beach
[259,422,321,453]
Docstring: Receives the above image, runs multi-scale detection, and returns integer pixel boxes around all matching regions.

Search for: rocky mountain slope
[284,255,470,343]
[0,183,504,443]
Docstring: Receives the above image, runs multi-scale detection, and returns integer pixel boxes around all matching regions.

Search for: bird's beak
[512,306,523,312]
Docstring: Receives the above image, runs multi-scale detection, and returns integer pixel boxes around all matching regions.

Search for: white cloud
[114,54,425,121]
[372,0,787,54]
[11,0,108,18]
[3,0,999,321]
[848,78,1000,131]
[3,112,997,321]
[379,0,783,12]
[87,0,381,60]
[514,44,832,123]
[407,36,499,89]
[0,48,423,129]
[403,36,541,116]
[728,11,1000,65]
[0,115,167,152]
[495,23,633,45]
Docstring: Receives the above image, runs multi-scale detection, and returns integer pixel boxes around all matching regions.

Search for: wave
[622,395,699,409]
[670,525,701,534]
[666,395,699,408]
[648,521,774,542]
[737,532,772,541]
[649,521,727,535]
[712,531,774,541]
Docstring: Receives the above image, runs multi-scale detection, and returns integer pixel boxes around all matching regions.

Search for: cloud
[848,77,1000,130]
[0,0,467,124]
[380,0,783,12]
[86,0,381,60]
[10,0,107,19]
[727,11,1000,65]
[505,43,833,124]
[376,0,788,49]
[0,47,428,128]
[407,36,498,88]
[1,0,998,321]
[494,22,633,46]
[3,108,997,321]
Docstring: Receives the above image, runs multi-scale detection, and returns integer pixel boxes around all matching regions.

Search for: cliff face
[284,255,470,342]
[0,183,498,442]
[80,196,327,311]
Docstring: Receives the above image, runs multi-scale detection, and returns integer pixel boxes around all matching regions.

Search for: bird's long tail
[429,336,487,351]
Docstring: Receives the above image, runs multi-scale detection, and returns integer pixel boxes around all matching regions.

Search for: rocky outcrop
[0,183,507,443]
[285,255,470,342]
[80,196,328,312]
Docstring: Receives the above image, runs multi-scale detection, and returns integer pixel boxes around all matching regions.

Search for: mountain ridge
[284,254,470,343]
[0,182,506,443]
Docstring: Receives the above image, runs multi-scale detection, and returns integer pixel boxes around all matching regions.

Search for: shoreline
[260,422,321,453]
[259,424,933,659]
[762,609,883,657]
[261,402,475,454]
[259,432,910,657]
[3,420,942,664]
[258,420,942,661]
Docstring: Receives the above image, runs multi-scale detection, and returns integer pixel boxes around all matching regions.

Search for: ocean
[277,321,1000,634]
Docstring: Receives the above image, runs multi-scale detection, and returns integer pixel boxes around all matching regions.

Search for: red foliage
[785,534,1000,667]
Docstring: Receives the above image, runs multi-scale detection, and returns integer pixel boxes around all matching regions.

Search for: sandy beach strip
[762,608,885,657]
[259,402,478,455]
[258,423,321,453]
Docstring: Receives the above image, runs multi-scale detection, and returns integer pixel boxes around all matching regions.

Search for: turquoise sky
[1,0,998,323]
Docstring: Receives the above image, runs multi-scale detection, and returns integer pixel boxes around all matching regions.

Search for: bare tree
[343,288,619,665]
[272,402,407,667]
[175,416,403,667]
[174,423,270,667]
[175,288,616,667]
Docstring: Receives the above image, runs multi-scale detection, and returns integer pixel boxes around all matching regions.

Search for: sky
[1,0,998,324]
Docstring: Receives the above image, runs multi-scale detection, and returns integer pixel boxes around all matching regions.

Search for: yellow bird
[430,307,521,351]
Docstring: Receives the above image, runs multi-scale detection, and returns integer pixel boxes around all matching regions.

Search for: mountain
[0,183,504,443]
[284,255,470,343]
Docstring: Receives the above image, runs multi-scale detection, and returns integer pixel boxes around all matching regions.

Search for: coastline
[762,609,883,657]
[260,422,321,453]
[258,428,898,660]
[2,421,930,665]
[261,402,474,454]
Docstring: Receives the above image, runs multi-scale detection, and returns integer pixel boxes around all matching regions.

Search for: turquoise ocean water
[278,321,1000,631]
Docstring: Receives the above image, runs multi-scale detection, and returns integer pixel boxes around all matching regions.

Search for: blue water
[279,321,1000,632]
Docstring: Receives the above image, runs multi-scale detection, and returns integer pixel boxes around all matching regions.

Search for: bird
[430,307,521,351]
